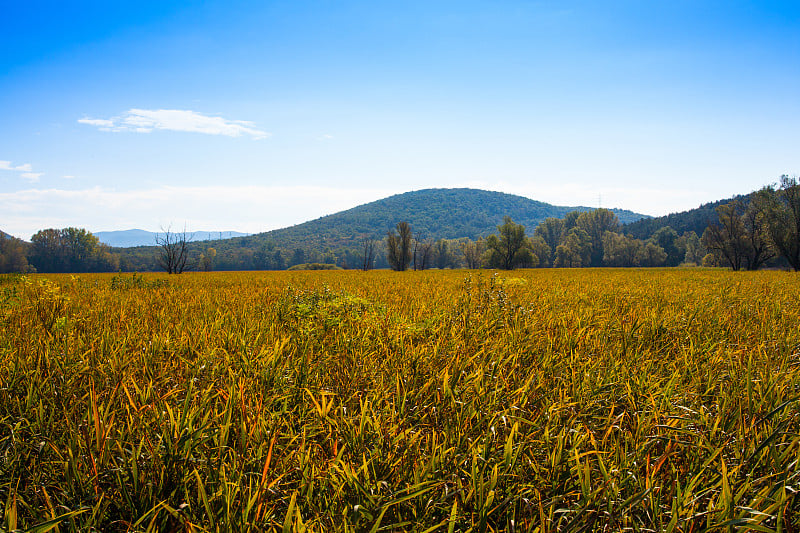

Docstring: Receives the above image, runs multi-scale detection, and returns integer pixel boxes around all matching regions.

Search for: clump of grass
[110,272,169,290]
[1,269,799,531]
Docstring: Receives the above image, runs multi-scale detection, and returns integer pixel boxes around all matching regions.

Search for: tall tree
[576,209,620,266]
[529,236,551,268]
[701,199,771,271]
[386,221,413,271]
[199,247,217,272]
[485,216,534,270]
[679,231,705,265]
[434,239,453,269]
[756,175,800,270]
[414,237,434,271]
[460,238,484,269]
[554,228,592,267]
[637,242,668,267]
[602,232,643,267]
[741,201,775,270]
[534,217,565,266]
[0,234,30,273]
[649,226,683,267]
[156,226,192,274]
[361,237,377,271]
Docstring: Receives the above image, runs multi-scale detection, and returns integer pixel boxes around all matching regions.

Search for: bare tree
[413,234,434,271]
[361,237,376,271]
[156,225,192,274]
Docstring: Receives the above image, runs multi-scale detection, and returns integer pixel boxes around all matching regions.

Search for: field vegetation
[1,269,799,531]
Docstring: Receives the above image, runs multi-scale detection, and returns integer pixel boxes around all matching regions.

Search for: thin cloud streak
[78,109,269,139]
[0,160,33,172]
[20,173,42,183]
[1,160,41,182]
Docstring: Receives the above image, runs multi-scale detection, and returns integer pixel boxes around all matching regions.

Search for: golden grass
[1,269,799,531]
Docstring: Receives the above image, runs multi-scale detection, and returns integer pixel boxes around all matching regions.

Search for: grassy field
[1,269,799,532]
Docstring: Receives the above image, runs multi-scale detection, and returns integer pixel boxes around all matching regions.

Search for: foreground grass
[1,269,799,531]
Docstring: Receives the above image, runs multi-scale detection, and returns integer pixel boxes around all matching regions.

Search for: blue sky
[1,0,799,239]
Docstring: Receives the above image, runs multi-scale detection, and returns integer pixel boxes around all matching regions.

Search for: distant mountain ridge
[622,193,751,239]
[95,229,251,248]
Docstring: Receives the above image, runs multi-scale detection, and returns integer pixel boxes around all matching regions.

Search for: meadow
[1,268,799,532]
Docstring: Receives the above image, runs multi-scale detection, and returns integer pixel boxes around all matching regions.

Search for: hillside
[244,188,645,247]
[115,188,648,271]
[622,193,750,239]
[95,229,251,248]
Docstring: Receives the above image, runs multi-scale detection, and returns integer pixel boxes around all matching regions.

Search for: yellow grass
[1,269,799,531]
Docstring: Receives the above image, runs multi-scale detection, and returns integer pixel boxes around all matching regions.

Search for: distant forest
[2,181,798,273]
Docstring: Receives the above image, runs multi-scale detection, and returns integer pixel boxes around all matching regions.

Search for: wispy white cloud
[62,175,75,179]
[78,109,269,139]
[77,118,114,128]
[0,160,33,172]
[1,160,41,182]
[20,172,42,183]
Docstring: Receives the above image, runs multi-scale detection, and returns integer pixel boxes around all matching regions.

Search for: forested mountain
[95,229,251,248]
[256,188,646,243]
[114,188,648,270]
[623,194,750,239]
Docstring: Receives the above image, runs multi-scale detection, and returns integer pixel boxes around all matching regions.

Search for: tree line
[377,176,799,271]
[379,211,704,271]
[702,175,800,271]
[2,176,797,273]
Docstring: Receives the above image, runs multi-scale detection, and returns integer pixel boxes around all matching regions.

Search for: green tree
[529,236,551,268]
[755,175,800,270]
[577,209,620,266]
[602,232,643,267]
[200,247,217,271]
[460,238,484,269]
[702,200,749,271]
[0,234,30,273]
[649,226,683,267]
[386,221,413,271]
[486,217,534,270]
[554,228,592,267]
[679,231,705,265]
[434,239,454,269]
[30,227,117,272]
[741,201,775,270]
[563,211,581,231]
[637,242,668,267]
[534,217,565,266]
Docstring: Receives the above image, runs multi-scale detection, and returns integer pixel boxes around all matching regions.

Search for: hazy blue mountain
[95,229,251,248]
